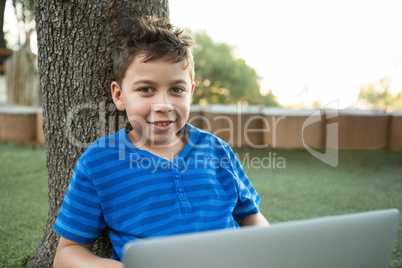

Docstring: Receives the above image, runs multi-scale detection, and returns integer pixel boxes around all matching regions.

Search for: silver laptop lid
[124,209,399,268]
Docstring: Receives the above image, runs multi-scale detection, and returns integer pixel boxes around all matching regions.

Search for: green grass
[0,143,48,267]
[0,143,401,267]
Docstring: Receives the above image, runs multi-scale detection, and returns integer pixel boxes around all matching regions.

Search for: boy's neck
[127,131,188,162]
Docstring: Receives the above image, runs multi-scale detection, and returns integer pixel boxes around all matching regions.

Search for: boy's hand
[237,212,269,227]
[54,237,124,268]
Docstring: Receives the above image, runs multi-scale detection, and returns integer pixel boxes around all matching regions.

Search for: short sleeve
[53,158,106,244]
[224,144,260,220]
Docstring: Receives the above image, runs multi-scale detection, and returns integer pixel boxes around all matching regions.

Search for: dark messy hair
[113,16,195,86]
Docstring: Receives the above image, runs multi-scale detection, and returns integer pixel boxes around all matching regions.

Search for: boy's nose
[152,93,174,113]
[152,103,174,113]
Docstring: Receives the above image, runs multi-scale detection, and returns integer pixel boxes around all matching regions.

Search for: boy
[53,16,268,267]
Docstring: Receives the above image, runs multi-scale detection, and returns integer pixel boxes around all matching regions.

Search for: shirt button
[177,186,184,193]
[174,173,180,179]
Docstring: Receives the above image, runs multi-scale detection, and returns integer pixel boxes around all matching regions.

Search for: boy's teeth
[155,122,169,126]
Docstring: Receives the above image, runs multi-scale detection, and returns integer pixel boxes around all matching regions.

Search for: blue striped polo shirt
[54,124,260,261]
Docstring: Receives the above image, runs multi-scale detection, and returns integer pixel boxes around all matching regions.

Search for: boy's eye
[139,87,154,93]
[171,87,184,93]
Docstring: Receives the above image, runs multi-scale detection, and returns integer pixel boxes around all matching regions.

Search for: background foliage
[358,76,402,110]
[11,0,35,47]
[190,30,279,106]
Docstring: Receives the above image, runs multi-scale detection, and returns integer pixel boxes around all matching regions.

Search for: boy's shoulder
[79,129,128,159]
[186,124,232,151]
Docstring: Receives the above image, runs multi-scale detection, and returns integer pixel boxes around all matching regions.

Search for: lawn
[0,143,401,267]
[0,143,48,267]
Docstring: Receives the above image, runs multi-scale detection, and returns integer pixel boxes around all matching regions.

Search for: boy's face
[111,55,194,148]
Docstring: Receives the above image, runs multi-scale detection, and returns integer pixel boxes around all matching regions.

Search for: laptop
[123,209,399,268]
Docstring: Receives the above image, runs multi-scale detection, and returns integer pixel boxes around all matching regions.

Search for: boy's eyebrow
[132,79,156,86]
[170,79,188,85]
[132,79,189,86]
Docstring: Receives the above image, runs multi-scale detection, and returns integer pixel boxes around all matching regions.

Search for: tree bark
[26,1,169,267]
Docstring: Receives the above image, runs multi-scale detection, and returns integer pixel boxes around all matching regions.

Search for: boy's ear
[111,81,125,111]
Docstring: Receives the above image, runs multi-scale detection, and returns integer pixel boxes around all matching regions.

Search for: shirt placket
[171,162,190,208]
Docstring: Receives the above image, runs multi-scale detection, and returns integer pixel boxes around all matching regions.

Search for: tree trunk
[26,1,169,267]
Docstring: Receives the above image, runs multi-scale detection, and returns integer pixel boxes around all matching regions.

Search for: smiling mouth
[148,120,175,127]
[153,122,171,126]
[147,120,175,131]
[147,120,176,130]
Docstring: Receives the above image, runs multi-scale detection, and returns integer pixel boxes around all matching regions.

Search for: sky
[4,0,402,108]
[169,0,402,108]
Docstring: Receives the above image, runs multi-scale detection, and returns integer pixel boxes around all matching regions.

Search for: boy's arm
[54,237,123,268]
[237,212,269,227]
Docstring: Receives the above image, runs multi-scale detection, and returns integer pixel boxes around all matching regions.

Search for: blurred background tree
[358,76,402,110]
[3,0,39,106]
[190,30,279,106]
[11,0,35,48]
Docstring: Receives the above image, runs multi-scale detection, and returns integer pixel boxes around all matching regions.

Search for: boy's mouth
[148,120,175,126]
[148,120,175,131]
[153,122,171,126]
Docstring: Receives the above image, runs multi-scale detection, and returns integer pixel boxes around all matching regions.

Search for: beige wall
[1,105,401,151]
[0,106,41,144]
